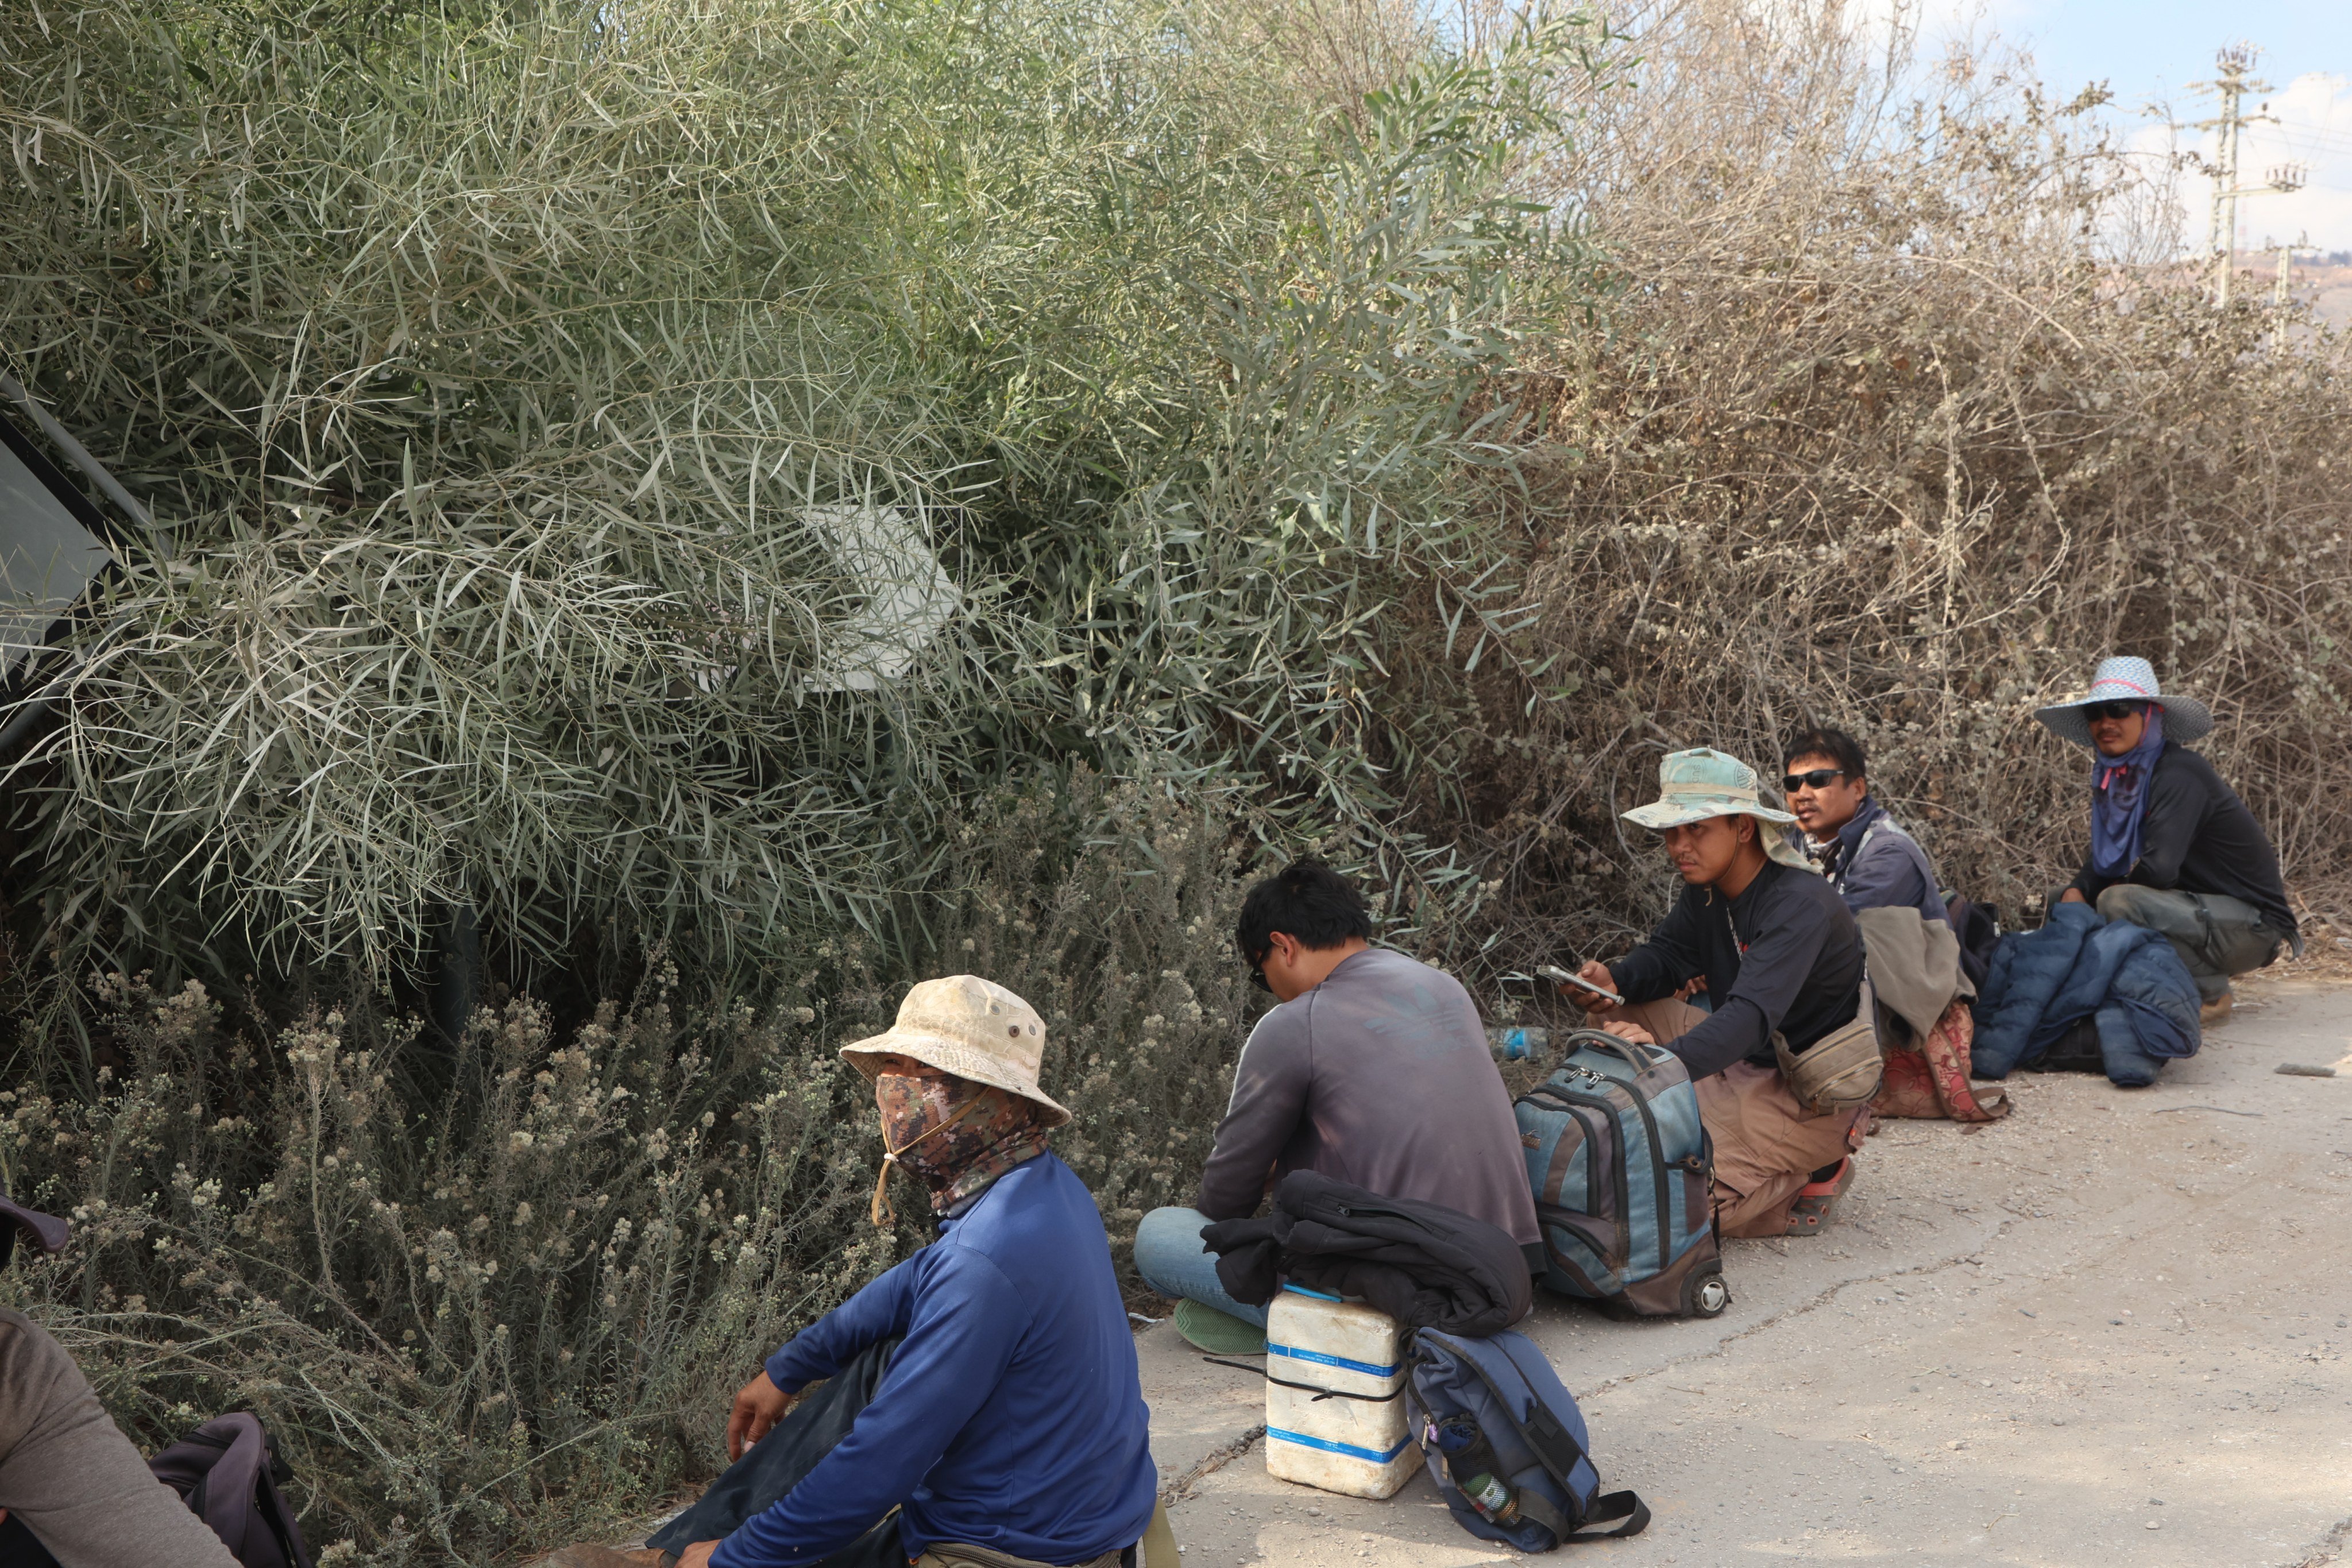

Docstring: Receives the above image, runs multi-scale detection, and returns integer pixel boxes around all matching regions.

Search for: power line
[2186,44,2310,308]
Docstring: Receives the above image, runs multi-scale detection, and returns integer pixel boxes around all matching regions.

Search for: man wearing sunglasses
[2036,656,2298,1025]
[1132,861,1538,1349]
[1779,727,1948,923]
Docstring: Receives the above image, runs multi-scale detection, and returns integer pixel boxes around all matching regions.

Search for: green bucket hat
[1622,747,1810,868]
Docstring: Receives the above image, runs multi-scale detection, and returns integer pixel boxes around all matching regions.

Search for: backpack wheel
[1684,1265,1729,1318]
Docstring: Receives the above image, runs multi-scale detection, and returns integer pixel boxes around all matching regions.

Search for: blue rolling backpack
[1513,1029,1729,1318]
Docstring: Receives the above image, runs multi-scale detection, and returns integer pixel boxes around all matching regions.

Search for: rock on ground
[1143,978,2352,1567]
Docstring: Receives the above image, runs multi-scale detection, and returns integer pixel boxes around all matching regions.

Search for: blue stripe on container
[1266,1343,1401,1379]
[1280,1283,1345,1301]
[1266,1426,1414,1463]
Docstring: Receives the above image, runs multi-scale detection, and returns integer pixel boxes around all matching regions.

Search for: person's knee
[1135,1206,1207,1245]
[2094,884,2147,923]
[1132,1206,1208,1288]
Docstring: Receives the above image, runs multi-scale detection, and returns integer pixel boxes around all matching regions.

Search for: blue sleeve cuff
[764,1343,824,1395]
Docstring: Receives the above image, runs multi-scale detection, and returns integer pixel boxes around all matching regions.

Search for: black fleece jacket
[2067,743,2297,942]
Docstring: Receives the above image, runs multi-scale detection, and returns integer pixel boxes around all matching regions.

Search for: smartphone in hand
[1537,963,1623,1007]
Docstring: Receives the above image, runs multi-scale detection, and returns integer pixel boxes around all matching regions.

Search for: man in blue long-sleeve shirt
[641,976,1165,1568]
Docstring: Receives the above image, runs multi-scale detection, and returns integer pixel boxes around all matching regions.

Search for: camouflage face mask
[871,1072,1051,1226]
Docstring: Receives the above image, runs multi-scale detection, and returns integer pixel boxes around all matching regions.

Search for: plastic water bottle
[1486,1026,1547,1060]
[1462,1471,1523,1526]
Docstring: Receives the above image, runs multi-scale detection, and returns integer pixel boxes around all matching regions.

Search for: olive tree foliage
[0,0,1616,986]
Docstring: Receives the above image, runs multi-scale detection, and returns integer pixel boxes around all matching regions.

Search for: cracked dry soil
[1137,977,2352,1567]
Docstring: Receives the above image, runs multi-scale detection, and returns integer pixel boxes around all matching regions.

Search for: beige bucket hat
[839,975,1071,1126]
[1621,747,1812,869]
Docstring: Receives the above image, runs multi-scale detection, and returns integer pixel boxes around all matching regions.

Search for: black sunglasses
[1244,947,1272,991]
[1781,767,1847,793]
[2082,700,2141,722]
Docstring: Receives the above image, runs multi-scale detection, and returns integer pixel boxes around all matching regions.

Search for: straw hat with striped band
[1620,747,1813,870]
[839,974,1071,1126]
[2033,655,2212,747]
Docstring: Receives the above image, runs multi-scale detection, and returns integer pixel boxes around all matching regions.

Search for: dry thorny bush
[0,775,1254,1562]
[1423,0,2352,979]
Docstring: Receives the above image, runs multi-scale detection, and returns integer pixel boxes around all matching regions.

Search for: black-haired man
[1571,751,1870,1239]
[1781,727,1946,924]
[1133,862,1538,1343]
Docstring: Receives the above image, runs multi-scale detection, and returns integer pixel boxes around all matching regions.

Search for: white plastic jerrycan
[1262,1284,1415,1500]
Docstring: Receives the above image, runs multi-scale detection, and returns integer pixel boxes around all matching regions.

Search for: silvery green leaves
[0,0,1616,984]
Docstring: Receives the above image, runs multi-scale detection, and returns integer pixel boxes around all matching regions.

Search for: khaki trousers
[1596,1000,1865,1239]
[2091,884,2285,1003]
[916,1501,1179,1568]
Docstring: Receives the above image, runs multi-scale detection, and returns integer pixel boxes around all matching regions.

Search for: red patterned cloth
[1871,997,2007,1121]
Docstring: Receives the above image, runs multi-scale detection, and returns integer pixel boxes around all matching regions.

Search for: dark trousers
[648,1339,904,1567]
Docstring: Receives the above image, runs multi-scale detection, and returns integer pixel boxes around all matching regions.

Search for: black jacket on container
[1200,1171,1532,1338]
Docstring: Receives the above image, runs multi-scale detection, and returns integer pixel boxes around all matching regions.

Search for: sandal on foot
[1174,1298,1266,1355]
[1785,1157,1855,1238]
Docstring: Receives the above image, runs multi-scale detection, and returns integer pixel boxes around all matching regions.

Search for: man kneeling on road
[584,976,1170,1568]
[1569,750,1870,1239]
[1133,861,1538,1350]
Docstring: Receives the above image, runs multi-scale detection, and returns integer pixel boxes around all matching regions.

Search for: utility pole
[2205,47,2254,304]
[2270,230,2319,309]
[2188,45,2299,308]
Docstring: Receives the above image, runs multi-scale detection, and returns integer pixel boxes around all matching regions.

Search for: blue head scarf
[2088,704,2165,878]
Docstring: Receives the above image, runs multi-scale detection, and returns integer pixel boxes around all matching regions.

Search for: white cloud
[2236,72,2352,254]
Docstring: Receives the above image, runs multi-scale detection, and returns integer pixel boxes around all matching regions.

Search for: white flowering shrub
[0,967,892,1561]
[0,774,1256,1560]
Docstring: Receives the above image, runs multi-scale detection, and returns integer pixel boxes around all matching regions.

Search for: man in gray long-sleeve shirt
[1569,750,1868,1240]
[0,1199,240,1568]
[1135,862,1537,1341]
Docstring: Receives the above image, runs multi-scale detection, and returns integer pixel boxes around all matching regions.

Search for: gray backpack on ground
[1513,1030,1728,1318]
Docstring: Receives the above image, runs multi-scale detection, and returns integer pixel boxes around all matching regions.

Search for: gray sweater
[1194,948,1540,1247]
[0,1307,241,1568]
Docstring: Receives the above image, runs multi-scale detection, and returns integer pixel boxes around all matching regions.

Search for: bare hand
[727,1371,794,1461]
[1573,960,1617,1014]
[2059,887,2087,905]
[1608,1024,1656,1045]
[677,1543,721,1568]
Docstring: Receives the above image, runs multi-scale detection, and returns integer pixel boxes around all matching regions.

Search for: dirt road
[1144,976,2352,1567]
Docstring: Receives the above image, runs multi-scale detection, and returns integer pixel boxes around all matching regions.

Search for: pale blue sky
[1952,0,2352,250]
